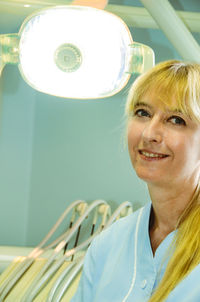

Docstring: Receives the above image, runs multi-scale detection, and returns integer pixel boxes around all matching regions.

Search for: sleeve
[70,237,99,302]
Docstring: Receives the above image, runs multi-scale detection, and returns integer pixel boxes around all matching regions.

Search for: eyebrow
[134,101,152,109]
[134,101,183,115]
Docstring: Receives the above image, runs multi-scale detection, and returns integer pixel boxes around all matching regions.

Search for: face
[127,91,200,188]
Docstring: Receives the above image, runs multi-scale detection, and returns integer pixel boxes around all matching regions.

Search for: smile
[139,150,169,159]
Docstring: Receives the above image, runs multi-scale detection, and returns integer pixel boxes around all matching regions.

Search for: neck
[148,181,197,231]
[147,181,198,254]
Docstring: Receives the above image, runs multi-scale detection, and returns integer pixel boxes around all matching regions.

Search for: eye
[134,108,151,118]
[168,115,186,126]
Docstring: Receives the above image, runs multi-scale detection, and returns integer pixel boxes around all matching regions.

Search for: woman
[71,60,200,301]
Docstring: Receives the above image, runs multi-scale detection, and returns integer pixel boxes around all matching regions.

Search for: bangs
[126,60,200,123]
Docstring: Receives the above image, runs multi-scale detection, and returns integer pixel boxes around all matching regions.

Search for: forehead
[137,90,180,113]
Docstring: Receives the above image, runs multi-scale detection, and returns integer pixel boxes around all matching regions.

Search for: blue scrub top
[71,203,200,301]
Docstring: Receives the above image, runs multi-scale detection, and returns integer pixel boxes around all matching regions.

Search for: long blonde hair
[126,60,200,301]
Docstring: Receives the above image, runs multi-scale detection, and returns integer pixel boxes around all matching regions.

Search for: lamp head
[0,5,155,99]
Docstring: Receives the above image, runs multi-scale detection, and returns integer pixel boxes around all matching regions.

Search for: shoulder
[72,203,150,302]
[90,204,148,256]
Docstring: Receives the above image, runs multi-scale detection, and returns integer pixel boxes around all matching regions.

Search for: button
[141,279,147,289]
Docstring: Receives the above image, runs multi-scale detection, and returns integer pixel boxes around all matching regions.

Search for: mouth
[138,150,169,160]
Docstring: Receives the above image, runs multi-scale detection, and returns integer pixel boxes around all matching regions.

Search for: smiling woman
[127,89,200,187]
[126,60,200,302]
[71,60,200,302]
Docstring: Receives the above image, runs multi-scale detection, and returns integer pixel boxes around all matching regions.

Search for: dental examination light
[0,5,155,99]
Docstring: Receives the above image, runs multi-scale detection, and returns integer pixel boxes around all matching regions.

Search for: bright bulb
[18,6,133,99]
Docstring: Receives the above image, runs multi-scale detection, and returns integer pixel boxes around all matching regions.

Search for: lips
[139,149,169,159]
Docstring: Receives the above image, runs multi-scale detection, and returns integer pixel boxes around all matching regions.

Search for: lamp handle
[127,42,155,74]
[0,33,19,74]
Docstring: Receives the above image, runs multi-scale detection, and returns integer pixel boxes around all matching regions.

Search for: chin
[135,170,162,183]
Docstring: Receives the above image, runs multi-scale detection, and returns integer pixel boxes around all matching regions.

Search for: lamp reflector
[18,6,133,99]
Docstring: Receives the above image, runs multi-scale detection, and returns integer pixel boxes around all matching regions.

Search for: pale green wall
[0,0,200,247]
[0,66,35,245]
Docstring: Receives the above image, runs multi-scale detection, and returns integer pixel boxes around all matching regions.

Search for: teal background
[0,0,199,247]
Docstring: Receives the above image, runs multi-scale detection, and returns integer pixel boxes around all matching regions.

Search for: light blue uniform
[71,203,200,301]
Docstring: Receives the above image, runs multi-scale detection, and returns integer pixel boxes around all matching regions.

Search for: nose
[142,116,163,143]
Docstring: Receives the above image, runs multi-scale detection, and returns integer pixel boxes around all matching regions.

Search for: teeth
[141,151,166,158]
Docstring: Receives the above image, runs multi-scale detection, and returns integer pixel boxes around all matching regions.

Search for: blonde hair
[125,60,200,301]
[126,60,200,122]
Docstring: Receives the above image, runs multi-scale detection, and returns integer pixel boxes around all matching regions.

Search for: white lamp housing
[0,5,155,99]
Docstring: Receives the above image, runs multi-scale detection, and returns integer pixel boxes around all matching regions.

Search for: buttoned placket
[126,203,175,302]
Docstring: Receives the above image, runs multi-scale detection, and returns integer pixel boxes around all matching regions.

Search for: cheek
[127,122,142,147]
[169,135,199,168]
[127,123,142,161]
[127,128,136,153]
